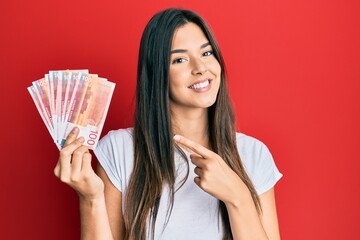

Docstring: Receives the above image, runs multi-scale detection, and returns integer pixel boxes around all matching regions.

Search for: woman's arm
[173,135,280,240]
[258,188,280,239]
[96,164,125,240]
[225,187,280,240]
[79,193,113,240]
[54,127,122,240]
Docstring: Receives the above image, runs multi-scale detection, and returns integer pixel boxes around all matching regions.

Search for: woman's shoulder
[235,132,269,154]
[235,131,272,165]
[97,127,134,146]
[94,128,135,192]
[235,132,282,195]
[95,127,134,158]
[103,127,134,139]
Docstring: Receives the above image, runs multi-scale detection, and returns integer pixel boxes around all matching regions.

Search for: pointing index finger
[173,135,212,158]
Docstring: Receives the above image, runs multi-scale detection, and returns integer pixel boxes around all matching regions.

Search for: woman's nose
[191,58,208,75]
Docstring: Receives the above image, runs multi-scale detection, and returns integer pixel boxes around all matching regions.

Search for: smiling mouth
[188,79,212,89]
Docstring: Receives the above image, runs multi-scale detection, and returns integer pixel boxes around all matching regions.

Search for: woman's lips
[188,79,212,92]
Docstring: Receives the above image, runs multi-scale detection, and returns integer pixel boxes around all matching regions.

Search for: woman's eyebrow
[170,42,211,54]
[200,42,210,49]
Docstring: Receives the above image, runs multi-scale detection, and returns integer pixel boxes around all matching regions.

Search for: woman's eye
[203,51,213,57]
[172,58,187,64]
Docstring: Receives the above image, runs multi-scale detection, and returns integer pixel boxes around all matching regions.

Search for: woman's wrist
[224,182,254,210]
[79,193,106,208]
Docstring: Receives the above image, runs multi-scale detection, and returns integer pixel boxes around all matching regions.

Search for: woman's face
[169,23,221,112]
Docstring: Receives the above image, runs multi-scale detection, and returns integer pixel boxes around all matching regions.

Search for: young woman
[54,8,282,240]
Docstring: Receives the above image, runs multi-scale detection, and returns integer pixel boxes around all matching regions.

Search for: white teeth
[191,80,210,89]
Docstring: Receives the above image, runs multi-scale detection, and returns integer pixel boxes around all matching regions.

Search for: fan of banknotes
[27,69,115,150]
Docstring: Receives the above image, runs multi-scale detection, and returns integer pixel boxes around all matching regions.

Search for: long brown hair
[124,8,261,240]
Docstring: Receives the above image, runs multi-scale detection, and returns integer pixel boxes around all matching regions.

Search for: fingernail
[173,135,181,141]
[78,137,85,143]
[72,127,79,134]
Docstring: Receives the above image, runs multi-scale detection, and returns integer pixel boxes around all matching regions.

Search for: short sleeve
[236,133,283,195]
[94,128,134,193]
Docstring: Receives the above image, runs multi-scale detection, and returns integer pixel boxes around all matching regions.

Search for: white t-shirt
[94,128,282,240]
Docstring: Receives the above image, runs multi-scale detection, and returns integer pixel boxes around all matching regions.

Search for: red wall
[1,0,359,239]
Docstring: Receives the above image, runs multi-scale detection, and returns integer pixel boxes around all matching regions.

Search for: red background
[1,0,359,239]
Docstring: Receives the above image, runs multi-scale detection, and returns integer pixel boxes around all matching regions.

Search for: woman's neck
[171,107,210,149]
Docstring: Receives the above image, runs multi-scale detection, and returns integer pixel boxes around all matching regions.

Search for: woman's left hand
[173,135,247,205]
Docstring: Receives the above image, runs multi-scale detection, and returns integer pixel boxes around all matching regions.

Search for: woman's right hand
[54,127,104,201]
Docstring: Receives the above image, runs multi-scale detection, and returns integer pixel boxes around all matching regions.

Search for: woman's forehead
[171,23,209,50]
